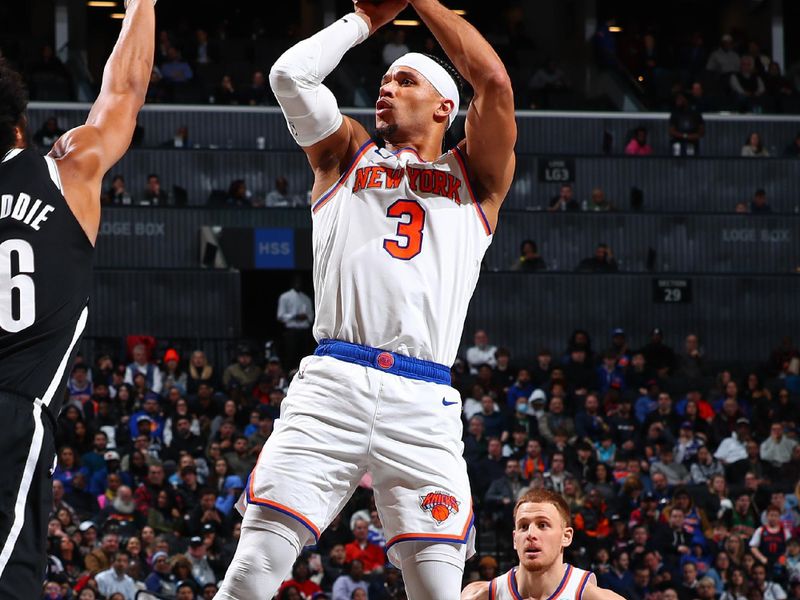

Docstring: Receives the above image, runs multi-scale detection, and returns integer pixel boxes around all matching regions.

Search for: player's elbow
[269,62,298,95]
[270,46,317,95]
[481,69,514,97]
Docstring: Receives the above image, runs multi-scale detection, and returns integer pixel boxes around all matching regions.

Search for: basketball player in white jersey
[216,0,515,599]
[461,490,625,600]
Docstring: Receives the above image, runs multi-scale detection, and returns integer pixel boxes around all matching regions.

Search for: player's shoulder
[461,580,490,600]
[580,575,625,600]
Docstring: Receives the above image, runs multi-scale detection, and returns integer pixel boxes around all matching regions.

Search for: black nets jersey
[0,148,93,414]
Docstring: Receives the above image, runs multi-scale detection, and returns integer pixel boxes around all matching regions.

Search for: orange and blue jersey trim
[244,473,321,542]
[544,564,574,600]
[488,577,496,600]
[384,508,474,556]
[452,145,492,236]
[311,138,377,214]
[577,569,592,600]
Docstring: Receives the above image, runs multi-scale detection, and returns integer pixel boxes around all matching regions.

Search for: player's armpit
[581,580,626,600]
[461,581,490,600]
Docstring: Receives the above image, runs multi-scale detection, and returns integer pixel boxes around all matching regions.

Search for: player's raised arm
[461,581,490,600]
[269,0,407,193]
[49,0,155,244]
[409,0,516,229]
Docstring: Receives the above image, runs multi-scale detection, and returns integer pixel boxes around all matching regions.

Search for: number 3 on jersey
[0,239,36,333]
[383,199,426,260]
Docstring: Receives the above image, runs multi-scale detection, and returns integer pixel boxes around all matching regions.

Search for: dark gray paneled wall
[27,103,800,156]
[98,149,800,213]
[90,270,241,338]
[487,212,798,273]
[464,274,798,363]
[96,208,799,273]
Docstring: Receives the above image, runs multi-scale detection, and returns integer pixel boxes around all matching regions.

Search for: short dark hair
[0,59,28,154]
[520,239,538,253]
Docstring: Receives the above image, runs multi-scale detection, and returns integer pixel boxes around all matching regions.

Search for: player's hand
[353,0,409,35]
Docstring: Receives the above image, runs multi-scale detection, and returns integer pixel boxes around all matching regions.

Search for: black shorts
[0,390,57,599]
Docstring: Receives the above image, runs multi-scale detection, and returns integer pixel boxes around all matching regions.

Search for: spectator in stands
[187,350,216,394]
[382,29,409,66]
[95,551,137,600]
[765,61,795,106]
[624,126,653,156]
[146,66,169,104]
[277,276,314,369]
[528,59,570,109]
[107,175,132,206]
[160,46,193,84]
[706,34,740,75]
[155,30,172,65]
[750,562,788,600]
[187,535,216,587]
[742,132,771,157]
[669,92,705,156]
[466,329,497,374]
[749,189,772,214]
[485,458,526,530]
[162,125,190,149]
[27,43,73,100]
[241,70,270,106]
[760,422,798,471]
[33,116,65,151]
[735,201,749,213]
[641,328,676,376]
[344,519,383,574]
[783,132,800,157]
[548,183,579,212]
[576,243,619,273]
[226,179,254,207]
[332,559,368,600]
[730,55,767,112]
[139,174,169,207]
[212,75,239,105]
[192,29,215,65]
[265,176,301,207]
[145,551,177,595]
[222,344,262,392]
[688,81,713,113]
[510,239,546,271]
[587,187,614,211]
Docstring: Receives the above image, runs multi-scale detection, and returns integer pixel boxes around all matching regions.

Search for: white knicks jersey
[489,564,592,600]
[310,139,493,366]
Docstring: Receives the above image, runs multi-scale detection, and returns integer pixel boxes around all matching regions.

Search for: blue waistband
[314,339,451,385]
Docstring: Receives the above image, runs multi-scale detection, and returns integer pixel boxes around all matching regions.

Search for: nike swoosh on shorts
[442,398,458,406]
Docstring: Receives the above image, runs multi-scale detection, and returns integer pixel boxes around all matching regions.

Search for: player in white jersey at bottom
[461,489,625,600]
[215,0,516,598]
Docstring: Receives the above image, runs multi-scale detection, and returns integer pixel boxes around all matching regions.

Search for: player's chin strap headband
[389,53,460,129]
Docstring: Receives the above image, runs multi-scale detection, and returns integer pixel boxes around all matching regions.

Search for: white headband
[389,52,460,128]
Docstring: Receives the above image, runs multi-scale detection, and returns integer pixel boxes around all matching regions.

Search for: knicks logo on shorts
[420,491,459,525]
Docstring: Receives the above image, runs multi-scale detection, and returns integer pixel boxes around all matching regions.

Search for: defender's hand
[353,0,409,35]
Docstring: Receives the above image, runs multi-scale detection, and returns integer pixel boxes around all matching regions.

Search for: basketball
[431,504,450,523]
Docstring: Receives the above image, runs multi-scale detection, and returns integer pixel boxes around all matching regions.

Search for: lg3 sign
[537,158,575,183]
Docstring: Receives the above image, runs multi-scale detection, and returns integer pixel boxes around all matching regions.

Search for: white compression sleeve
[269,15,370,147]
[215,506,308,599]
[395,541,466,600]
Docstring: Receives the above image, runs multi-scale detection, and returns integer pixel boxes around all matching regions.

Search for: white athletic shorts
[241,339,476,566]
